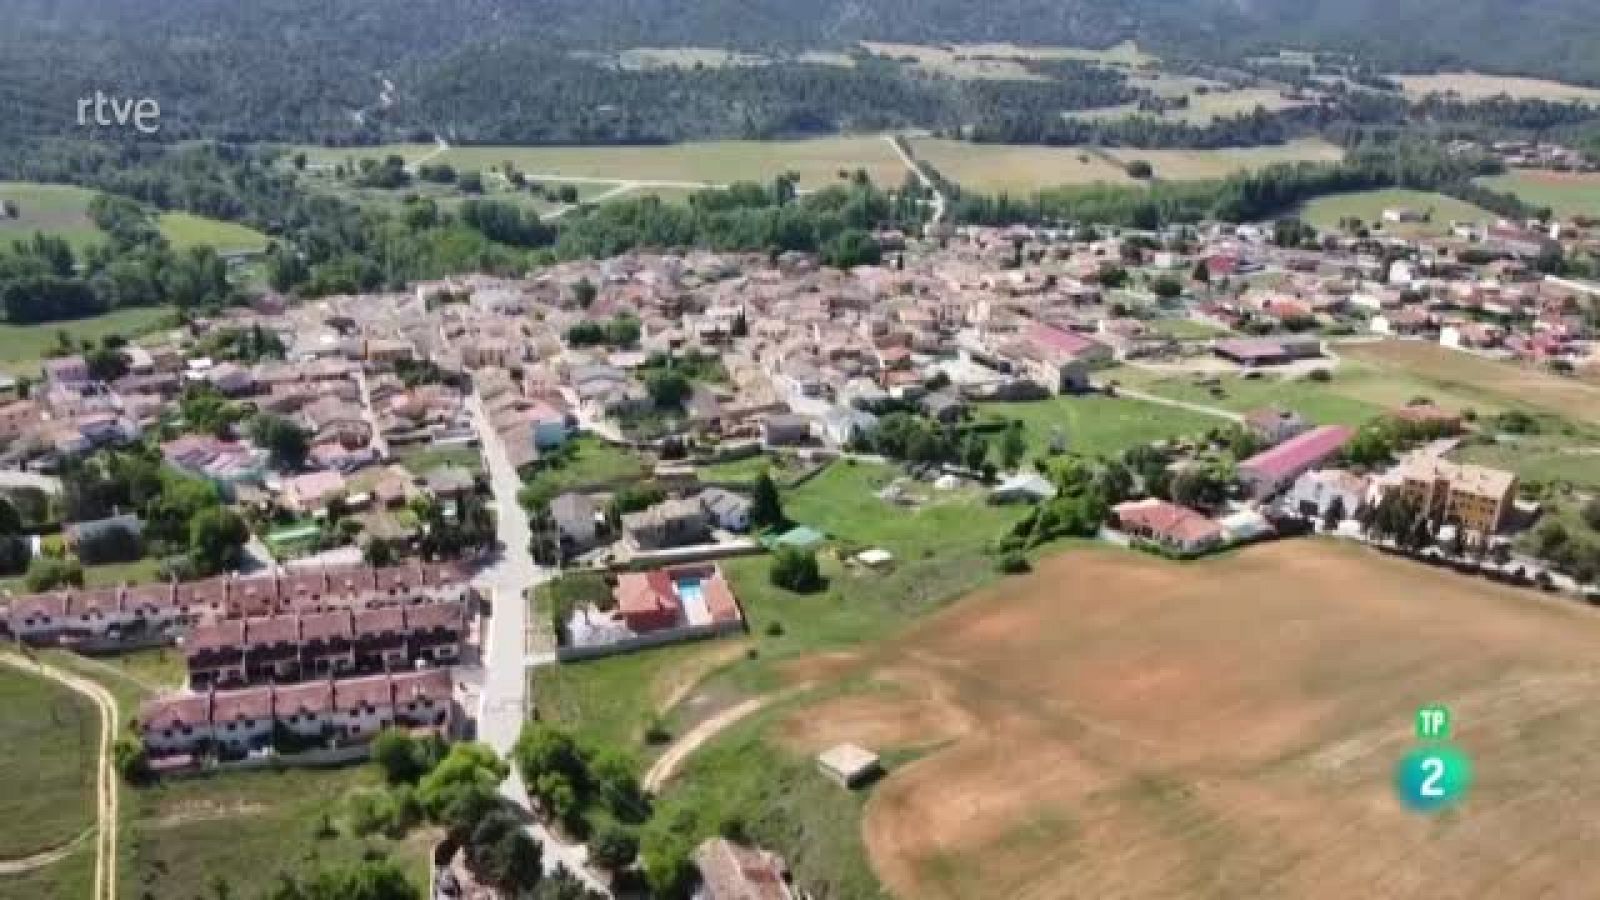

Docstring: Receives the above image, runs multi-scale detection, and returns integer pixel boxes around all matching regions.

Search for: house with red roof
[1113,499,1225,554]
[1239,425,1355,499]
[1006,319,1113,392]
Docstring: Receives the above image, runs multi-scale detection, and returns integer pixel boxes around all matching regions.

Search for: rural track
[642,697,771,793]
[1,653,121,900]
[0,829,92,875]
[885,134,946,224]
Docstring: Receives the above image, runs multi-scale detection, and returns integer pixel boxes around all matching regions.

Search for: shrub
[769,545,823,593]
[113,737,149,783]
[997,551,1030,574]
[764,620,785,637]
[1306,368,1332,382]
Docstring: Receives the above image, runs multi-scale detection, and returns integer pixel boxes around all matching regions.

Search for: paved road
[1,653,120,900]
[885,134,947,225]
[466,392,610,895]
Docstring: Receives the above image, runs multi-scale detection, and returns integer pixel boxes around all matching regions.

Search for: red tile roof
[616,570,678,622]
[334,674,394,711]
[299,610,354,643]
[274,680,334,716]
[1021,319,1106,361]
[1114,499,1223,545]
[141,694,211,732]
[213,685,274,722]
[405,602,466,633]
[1240,425,1355,483]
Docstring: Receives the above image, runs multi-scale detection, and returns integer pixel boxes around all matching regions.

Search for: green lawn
[1454,435,1600,490]
[523,436,647,494]
[0,305,177,377]
[125,765,436,899]
[81,556,166,588]
[1477,172,1600,219]
[1298,189,1496,237]
[696,452,812,488]
[0,665,98,859]
[973,393,1222,460]
[96,646,188,693]
[1144,318,1231,340]
[396,443,484,477]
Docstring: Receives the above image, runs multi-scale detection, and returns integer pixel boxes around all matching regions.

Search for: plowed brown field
[792,541,1600,900]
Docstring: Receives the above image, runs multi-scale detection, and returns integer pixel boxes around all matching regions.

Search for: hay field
[1478,171,1600,219]
[861,41,1152,79]
[1397,72,1600,103]
[297,137,905,190]
[783,541,1600,900]
[1340,340,1600,428]
[908,139,1132,191]
[1105,139,1345,180]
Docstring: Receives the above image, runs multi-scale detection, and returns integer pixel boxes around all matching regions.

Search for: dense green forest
[5,0,1600,146]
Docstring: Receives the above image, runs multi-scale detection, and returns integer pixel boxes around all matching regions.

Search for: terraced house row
[184,601,468,689]
[138,668,456,758]
[2,560,478,642]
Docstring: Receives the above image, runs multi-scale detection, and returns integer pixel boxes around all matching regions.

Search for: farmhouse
[622,497,711,550]
[1112,498,1225,554]
[1242,407,1310,447]
[1288,469,1370,520]
[1010,319,1112,392]
[1238,425,1354,499]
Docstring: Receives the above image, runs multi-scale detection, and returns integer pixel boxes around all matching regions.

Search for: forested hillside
[3,0,1600,146]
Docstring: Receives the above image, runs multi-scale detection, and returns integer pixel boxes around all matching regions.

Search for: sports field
[0,182,269,255]
[298,137,908,191]
[1396,71,1600,103]
[1298,189,1496,237]
[1478,171,1600,219]
[778,540,1600,899]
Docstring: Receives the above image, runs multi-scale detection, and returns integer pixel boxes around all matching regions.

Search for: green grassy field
[396,444,484,477]
[124,765,436,898]
[0,182,107,252]
[0,666,98,860]
[81,556,166,588]
[1144,317,1232,340]
[523,436,648,494]
[1298,189,1496,236]
[1478,171,1600,219]
[1396,71,1600,103]
[1454,436,1600,490]
[298,137,907,191]
[0,305,176,377]
[0,182,269,255]
[907,139,1132,191]
[973,393,1223,459]
[1109,365,1387,427]
[155,212,271,254]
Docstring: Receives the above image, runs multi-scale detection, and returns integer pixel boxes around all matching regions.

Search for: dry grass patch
[1397,71,1600,103]
[780,540,1600,900]
[1106,139,1344,180]
[1340,340,1600,428]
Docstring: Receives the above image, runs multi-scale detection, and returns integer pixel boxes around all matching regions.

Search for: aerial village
[2,193,1599,897]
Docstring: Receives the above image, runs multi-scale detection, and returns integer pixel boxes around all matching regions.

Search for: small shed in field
[817,743,881,789]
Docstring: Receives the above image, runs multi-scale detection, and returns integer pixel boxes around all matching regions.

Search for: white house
[1287,469,1369,520]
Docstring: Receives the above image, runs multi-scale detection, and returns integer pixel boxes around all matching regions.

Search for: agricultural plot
[0,182,268,255]
[1104,139,1344,181]
[298,137,906,191]
[1396,71,1600,103]
[829,541,1600,900]
[1339,340,1600,429]
[1477,171,1600,219]
[859,40,1153,80]
[0,305,176,377]
[1298,189,1497,237]
[907,139,1131,191]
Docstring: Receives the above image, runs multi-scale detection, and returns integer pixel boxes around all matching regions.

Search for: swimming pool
[675,578,704,603]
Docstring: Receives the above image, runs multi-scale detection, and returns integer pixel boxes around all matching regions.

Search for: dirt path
[0,653,120,900]
[643,696,775,794]
[0,829,92,875]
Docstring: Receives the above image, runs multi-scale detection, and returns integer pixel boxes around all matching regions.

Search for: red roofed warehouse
[1239,425,1354,499]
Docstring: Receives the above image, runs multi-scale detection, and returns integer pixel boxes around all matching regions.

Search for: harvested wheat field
[807,541,1600,900]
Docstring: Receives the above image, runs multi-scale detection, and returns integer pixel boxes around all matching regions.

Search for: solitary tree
[750,469,785,531]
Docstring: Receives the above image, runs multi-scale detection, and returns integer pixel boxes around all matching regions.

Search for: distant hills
[1,0,1597,144]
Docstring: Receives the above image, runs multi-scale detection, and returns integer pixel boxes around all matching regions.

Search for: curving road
[886,134,947,225]
[0,653,120,900]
